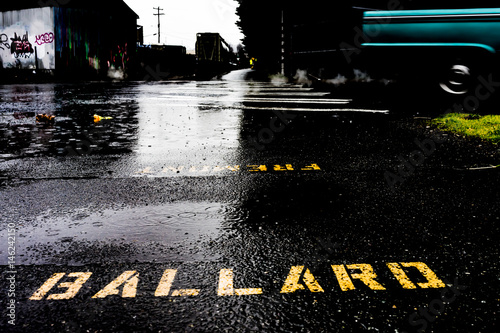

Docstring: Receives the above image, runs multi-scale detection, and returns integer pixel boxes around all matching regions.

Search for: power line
[153,7,165,44]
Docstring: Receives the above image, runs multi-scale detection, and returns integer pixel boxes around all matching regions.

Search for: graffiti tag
[0,33,10,51]
[35,32,54,46]
[11,32,34,58]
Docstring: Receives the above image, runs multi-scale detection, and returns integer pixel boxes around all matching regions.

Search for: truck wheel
[438,64,472,95]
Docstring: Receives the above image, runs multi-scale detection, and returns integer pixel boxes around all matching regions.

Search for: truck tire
[436,51,494,96]
[438,64,472,95]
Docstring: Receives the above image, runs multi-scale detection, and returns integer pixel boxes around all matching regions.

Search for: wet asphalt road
[0,69,499,332]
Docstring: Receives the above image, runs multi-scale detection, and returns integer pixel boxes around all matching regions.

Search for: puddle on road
[2,202,248,264]
[0,83,141,159]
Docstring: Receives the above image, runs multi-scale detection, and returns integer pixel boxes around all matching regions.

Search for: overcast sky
[123,0,244,50]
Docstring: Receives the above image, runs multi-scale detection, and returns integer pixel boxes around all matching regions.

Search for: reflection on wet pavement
[0,70,274,166]
[0,82,140,158]
[0,69,392,267]
[2,201,253,265]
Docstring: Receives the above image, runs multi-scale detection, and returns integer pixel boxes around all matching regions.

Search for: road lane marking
[387,263,418,289]
[301,164,321,171]
[214,165,240,172]
[137,167,153,174]
[165,87,316,93]
[92,271,139,299]
[245,92,332,96]
[247,165,268,172]
[239,106,390,113]
[155,269,176,296]
[397,262,446,289]
[171,289,200,296]
[155,269,200,297]
[251,88,315,91]
[29,262,447,300]
[241,97,350,103]
[274,164,294,171]
[280,266,324,293]
[332,264,386,291]
[160,96,351,104]
[217,269,263,296]
[29,272,92,301]
[136,164,321,175]
[162,166,185,173]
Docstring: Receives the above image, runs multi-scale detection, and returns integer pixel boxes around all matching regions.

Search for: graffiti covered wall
[0,7,55,70]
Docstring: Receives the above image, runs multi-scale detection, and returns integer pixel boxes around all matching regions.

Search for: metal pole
[35,46,39,71]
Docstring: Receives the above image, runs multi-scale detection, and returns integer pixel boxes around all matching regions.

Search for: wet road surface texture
[0,69,499,332]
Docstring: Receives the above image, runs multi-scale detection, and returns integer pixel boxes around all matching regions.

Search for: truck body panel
[363,8,500,53]
[359,8,500,95]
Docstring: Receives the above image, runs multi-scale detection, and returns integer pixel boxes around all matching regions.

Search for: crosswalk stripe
[245,92,331,96]
[239,106,389,113]
[159,96,351,105]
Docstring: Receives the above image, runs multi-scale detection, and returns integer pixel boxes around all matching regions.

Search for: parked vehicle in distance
[195,33,236,79]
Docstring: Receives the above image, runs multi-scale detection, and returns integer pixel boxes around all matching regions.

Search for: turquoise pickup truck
[361,7,500,95]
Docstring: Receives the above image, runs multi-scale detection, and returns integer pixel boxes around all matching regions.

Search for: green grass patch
[431,113,500,143]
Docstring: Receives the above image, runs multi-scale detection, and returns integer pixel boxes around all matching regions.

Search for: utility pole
[153,7,165,44]
[281,10,285,76]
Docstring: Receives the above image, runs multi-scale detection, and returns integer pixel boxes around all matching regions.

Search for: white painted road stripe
[159,96,352,104]
[239,106,390,113]
[161,104,388,113]
[245,92,331,96]
[241,97,351,104]
[167,87,316,92]
[250,87,315,91]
